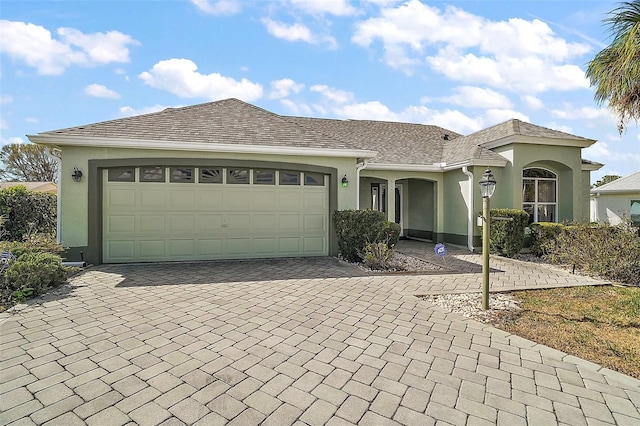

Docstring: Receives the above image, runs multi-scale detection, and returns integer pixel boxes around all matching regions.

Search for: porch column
[386,179,396,223]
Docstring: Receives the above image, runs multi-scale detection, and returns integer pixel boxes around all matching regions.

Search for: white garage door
[102,166,329,263]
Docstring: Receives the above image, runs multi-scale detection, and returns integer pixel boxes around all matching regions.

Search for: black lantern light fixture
[479,168,496,198]
[341,174,349,188]
[72,167,83,182]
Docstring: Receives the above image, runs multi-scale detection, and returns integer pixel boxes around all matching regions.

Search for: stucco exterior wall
[58,145,357,251]
[489,144,588,223]
[591,192,640,224]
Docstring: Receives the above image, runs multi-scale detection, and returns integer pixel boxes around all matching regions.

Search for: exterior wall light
[341,175,349,187]
[478,168,496,310]
[72,167,83,182]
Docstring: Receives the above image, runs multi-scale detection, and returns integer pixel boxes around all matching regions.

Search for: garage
[102,165,329,263]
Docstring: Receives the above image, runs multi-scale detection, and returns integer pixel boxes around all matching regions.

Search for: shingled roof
[458,119,595,147]
[285,117,466,165]
[591,171,640,193]
[40,98,355,151]
[35,99,590,167]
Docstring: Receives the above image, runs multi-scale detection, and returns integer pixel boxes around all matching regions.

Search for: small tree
[0,186,57,241]
[592,174,621,188]
[0,143,57,182]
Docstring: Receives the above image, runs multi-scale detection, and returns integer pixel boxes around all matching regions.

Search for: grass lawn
[493,285,640,380]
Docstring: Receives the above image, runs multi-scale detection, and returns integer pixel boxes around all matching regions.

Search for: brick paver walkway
[1,241,638,425]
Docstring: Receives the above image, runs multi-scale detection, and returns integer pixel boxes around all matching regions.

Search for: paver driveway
[1,242,639,425]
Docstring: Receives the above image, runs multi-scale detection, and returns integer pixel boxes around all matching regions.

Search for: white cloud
[333,101,398,121]
[484,108,529,125]
[399,105,484,134]
[0,95,13,104]
[351,0,591,92]
[262,18,314,43]
[118,104,169,118]
[550,105,611,121]
[25,117,38,123]
[139,58,263,101]
[522,95,543,110]
[441,86,512,109]
[0,20,139,75]
[286,0,358,16]
[84,84,121,99]
[310,85,354,104]
[190,0,241,15]
[261,18,337,48]
[0,118,7,130]
[280,99,313,116]
[269,79,304,99]
[1,136,25,146]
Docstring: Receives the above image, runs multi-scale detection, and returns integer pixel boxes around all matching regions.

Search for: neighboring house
[0,181,57,194]
[27,99,602,264]
[590,171,640,226]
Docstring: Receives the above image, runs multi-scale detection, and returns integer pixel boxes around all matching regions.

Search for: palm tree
[586,1,640,134]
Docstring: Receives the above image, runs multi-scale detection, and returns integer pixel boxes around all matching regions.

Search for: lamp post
[479,169,496,310]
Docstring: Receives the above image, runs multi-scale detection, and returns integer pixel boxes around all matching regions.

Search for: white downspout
[47,148,63,243]
[355,159,368,209]
[593,192,600,222]
[462,166,475,252]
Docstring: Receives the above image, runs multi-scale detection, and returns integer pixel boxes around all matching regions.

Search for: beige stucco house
[27,99,601,264]
[590,171,640,226]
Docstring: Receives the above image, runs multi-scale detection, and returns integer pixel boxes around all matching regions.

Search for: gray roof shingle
[41,98,355,151]
[591,171,640,193]
[458,119,595,146]
[37,99,592,167]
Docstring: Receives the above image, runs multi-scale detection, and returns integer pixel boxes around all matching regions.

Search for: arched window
[523,168,557,223]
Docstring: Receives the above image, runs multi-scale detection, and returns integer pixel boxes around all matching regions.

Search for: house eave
[365,158,508,172]
[27,134,378,159]
[480,135,596,150]
[581,162,604,171]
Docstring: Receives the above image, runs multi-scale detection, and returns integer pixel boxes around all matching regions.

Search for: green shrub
[546,221,640,286]
[487,209,529,257]
[529,222,566,256]
[3,252,69,298]
[362,241,395,270]
[333,209,401,262]
[0,233,65,258]
[0,186,56,241]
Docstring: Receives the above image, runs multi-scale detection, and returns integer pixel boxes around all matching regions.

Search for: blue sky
[1,0,639,182]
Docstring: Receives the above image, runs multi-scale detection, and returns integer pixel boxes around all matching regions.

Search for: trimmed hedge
[529,222,565,256]
[0,186,56,241]
[487,208,529,257]
[545,222,640,286]
[333,209,401,262]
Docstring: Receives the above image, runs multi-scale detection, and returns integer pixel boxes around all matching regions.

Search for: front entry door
[371,183,403,234]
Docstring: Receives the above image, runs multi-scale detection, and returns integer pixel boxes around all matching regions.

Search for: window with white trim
[523,168,557,224]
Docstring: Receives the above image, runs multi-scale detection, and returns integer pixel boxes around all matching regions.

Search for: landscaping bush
[3,252,70,301]
[546,221,640,286]
[529,222,566,256]
[0,186,56,241]
[333,209,401,262]
[362,241,395,270]
[488,209,529,257]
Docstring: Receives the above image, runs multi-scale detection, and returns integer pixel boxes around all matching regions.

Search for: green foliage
[3,252,70,298]
[592,174,621,188]
[488,209,529,257]
[333,209,401,262]
[546,221,640,286]
[529,222,566,256]
[362,241,395,270]
[0,233,65,257]
[0,186,56,241]
[585,1,640,134]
